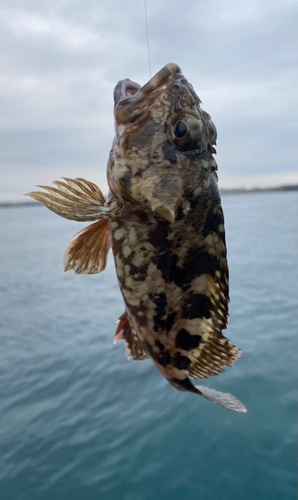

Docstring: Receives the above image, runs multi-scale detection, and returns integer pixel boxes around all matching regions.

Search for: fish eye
[170,114,203,151]
[174,120,189,140]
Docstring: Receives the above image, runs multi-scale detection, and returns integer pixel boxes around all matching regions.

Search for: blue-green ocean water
[0,191,297,500]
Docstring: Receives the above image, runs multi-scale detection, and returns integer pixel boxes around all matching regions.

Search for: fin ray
[196,385,247,413]
[64,220,111,274]
[114,312,149,361]
[62,177,106,201]
[188,335,241,380]
[26,177,111,221]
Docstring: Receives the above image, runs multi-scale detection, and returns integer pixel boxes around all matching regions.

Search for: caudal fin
[195,385,247,413]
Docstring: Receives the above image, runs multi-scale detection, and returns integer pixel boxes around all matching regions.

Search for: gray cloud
[0,0,297,200]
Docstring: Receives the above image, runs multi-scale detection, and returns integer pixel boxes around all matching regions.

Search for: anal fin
[64,220,111,274]
[114,312,149,361]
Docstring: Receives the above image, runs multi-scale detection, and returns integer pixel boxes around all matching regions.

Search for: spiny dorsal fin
[64,220,111,274]
[25,177,112,222]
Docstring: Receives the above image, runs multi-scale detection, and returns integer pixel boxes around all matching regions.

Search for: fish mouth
[115,63,181,125]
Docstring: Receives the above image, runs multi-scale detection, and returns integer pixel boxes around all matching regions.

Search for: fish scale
[27,63,247,413]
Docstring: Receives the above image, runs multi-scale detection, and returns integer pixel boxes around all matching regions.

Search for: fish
[27,63,247,413]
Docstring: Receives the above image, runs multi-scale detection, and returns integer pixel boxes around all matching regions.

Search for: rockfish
[27,63,246,413]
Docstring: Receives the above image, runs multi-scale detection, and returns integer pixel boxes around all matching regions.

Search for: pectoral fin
[64,220,111,274]
[26,177,112,222]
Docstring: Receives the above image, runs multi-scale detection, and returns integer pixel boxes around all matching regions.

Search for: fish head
[108,63,218,223]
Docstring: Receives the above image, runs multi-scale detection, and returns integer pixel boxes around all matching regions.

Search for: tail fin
[195,385,247,413]
[168,377,247,413]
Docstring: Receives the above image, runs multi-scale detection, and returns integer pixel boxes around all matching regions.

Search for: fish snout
[115,63,181,125]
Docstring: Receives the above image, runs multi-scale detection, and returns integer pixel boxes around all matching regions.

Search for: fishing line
[144,0,151,78]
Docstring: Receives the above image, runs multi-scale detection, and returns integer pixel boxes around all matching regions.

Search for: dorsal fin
[187,336,241,380]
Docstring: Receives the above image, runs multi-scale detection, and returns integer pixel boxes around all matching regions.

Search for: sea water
[0,191,297,500]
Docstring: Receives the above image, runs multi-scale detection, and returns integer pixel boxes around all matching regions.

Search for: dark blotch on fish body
[165,312,176,332]
[143,341,171,367]
[176,329,202,350]
[168,248,217,287]
[127,121,160,149]
[168,377,197,392]
[155,340,165,351]
[148,225,170,253]
[202,212,223,237]
[173,353,191,370]
[121,175,132,190]
[127,262,149,281]
[152,292,167,332]
[185,293,212,320]
[126,303,148,327]
[162,141,177,164]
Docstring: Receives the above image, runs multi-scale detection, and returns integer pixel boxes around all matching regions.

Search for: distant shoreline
[220,184,298,195]
[1,184,297,208]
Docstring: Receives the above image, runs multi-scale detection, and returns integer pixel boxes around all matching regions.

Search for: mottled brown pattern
[28,64,246,412]
[106,65,245,412]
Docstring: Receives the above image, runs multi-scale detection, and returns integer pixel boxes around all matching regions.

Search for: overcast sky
[0,0,297,200]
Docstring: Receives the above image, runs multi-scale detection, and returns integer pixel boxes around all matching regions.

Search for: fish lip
[115,63,181,125]
[113,79,141,107]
